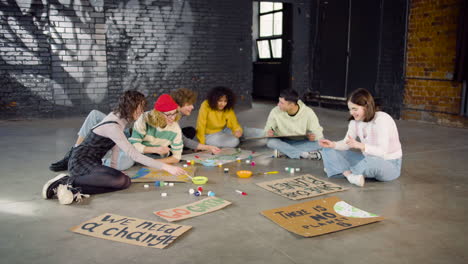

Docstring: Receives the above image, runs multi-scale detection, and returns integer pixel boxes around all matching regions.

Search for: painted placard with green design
[261,196,384,237]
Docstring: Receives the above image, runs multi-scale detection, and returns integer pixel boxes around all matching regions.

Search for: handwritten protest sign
[256,174,347,200]
[131,166,196,183]
[70,213,191,249]
[154,197,232,222]
[261,196,384,237]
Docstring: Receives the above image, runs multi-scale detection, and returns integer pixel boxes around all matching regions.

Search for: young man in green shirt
[264,89,323,160]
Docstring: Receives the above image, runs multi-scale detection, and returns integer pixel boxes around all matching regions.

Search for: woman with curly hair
[128,94,184,164]
[42,91,187,205]
[196,86,263,148]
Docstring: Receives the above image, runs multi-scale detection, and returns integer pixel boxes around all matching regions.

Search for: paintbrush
[183,173,193,180]
[254,171,279,176]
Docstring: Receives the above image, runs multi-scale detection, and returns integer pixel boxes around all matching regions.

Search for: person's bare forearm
[157,156,180,164]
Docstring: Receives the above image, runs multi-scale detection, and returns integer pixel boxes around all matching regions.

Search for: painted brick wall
[403,0,468,127]
[49,1,109,115]
[0,1,54,118]
[105,0,253,108]
[0,0,252,118]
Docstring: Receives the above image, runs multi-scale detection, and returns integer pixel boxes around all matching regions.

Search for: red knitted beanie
[154,94,178,112]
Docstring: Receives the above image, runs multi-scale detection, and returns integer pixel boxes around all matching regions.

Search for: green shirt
[129,111,183,160]
[264,100,324,140]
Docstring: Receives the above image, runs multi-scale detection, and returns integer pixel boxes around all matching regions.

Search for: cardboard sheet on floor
[70,213,191,249]
[256,174,347,200]
[261,196,384,237]
[154,197,232,222]
[181,147,260,165]
[131,166,196,182]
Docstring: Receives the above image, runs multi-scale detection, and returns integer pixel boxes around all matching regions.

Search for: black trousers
[182,126,196,139]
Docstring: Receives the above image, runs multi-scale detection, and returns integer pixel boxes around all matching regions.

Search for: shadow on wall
[0,0,193,118]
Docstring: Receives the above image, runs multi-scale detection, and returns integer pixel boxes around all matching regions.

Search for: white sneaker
[306,151,322,160]
[42,173,70,199]
[57,184,89,205]
[346,174,365,187]
[273,149,286,158]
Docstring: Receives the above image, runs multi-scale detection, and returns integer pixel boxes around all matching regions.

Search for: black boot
[49,147,73,172]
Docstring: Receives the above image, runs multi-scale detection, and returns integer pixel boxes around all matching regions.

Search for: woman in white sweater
[319,88,402,187]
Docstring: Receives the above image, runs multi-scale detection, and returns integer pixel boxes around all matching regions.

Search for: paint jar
[236,170,253,178]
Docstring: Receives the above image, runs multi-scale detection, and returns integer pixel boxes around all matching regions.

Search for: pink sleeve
[334,121,356,150]
[110,145,119,168]
[94,123,165,170]
[363,115,391,158]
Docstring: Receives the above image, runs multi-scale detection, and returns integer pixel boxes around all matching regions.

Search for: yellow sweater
[196,100,242,144]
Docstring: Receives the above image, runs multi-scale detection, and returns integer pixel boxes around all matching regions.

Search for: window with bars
[256,2,283,60]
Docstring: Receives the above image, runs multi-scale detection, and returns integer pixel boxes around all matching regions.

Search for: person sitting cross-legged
[170,88,221,154]
[318,88,402,187]
[265,89,324,160]
[195,86,264,148]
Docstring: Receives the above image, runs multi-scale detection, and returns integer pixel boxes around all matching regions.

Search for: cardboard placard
[261,196,384,237]
[70,213,191,249]
[154,197,232,222]
[180,147,260,165]
[131,166,196,183]
[256,174,347,200]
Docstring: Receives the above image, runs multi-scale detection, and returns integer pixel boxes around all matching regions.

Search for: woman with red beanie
[42,91,187,205]
[128,94,184,164]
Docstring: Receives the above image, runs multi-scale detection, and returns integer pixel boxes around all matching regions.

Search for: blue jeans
[79,110,134,170]
[78,110,106,138]
[321,148,402,182]
[205,127,264,148]
[266,138,321,159]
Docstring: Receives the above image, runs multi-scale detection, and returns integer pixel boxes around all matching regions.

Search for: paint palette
[201,160,217,167]
[192,176,208,185]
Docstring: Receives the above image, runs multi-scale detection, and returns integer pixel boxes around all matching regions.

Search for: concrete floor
[1,101,468,264]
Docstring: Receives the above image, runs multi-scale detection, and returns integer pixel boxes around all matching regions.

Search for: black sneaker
[49,147,73,172]
[306,151,322,160]
[42,173,70,199]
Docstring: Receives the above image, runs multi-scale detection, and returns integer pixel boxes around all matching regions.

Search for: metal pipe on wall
[461,80,467,117]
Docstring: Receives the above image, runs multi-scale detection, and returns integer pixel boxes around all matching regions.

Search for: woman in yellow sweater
[196,86,263,148]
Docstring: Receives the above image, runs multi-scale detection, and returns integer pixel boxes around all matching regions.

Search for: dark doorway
[314,0,381,99]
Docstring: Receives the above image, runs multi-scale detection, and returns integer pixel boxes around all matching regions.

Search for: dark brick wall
[308,0,408,118]
[0,0,253,119]
[290,0,312,95]
[374,0,408,118]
